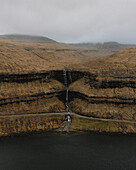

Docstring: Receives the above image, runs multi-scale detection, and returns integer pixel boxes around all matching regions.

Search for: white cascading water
[63,68,72,113]
[68,69,72,84]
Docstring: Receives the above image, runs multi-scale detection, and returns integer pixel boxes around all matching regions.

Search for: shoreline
[0,112,136,137]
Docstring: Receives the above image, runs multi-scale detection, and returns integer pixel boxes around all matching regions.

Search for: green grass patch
[71,115,119,132]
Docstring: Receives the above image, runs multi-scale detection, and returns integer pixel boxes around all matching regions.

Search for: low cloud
[0,0,136,43]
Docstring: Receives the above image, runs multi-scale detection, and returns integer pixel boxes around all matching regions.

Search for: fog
[0,0,136,43]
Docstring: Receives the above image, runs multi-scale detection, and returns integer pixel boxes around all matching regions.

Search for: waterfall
[66,88,69,112]
[68,69,72,84]
[63,69,67,86]
[63,68,72,113]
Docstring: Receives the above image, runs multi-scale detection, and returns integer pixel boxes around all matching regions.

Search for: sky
[0,0,136,43]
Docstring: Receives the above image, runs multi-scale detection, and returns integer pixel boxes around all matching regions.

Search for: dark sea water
[0,132,136,170]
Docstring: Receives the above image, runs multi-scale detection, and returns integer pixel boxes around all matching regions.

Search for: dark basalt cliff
[69,76,136,121]
[0,67,136,123]
[0,70,87,115]
[0,71,65,115]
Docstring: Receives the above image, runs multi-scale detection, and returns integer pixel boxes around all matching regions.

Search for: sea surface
[0,132,136,170]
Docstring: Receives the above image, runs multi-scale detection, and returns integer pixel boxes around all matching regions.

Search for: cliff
[69,48,136,121]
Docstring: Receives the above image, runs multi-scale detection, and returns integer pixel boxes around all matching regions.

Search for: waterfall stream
[68,69,72,84]
[63,68,72,113]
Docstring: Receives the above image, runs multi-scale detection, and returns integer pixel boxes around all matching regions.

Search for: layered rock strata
[69,48,136,122]
[0,66,136,123]
[69,76,136,121]
[0,71,66,115]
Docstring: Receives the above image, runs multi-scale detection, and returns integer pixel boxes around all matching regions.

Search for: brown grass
[0,40,113,74]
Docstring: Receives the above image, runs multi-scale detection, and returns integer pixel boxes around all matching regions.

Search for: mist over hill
[0,35,135,53]
[69,41,136,53]
[0,34,135,64]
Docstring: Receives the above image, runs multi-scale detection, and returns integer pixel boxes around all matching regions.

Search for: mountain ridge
[0,34,57,44]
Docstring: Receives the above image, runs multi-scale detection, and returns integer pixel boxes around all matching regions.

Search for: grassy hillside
[0,40,112,74]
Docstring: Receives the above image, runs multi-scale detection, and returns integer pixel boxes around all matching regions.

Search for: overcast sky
[0,0,136,43]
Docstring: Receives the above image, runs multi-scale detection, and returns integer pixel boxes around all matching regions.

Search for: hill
[0,40,112,74]
[80,47,136,76]
[0,34,57,44]
[69,41,136,53]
